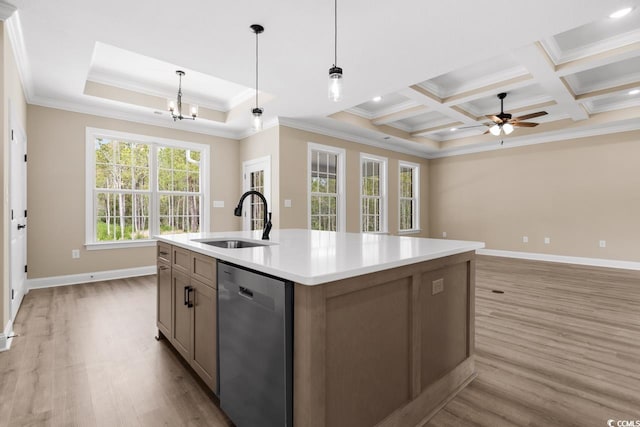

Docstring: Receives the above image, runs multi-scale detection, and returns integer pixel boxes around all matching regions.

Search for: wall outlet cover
[213,200,225,208]
[522,236,528,243]
[284,199,292,208]
[599,240,606,248]
[432,278,444,295]
[442,231,447,238]
[544,237,551,244]
[71,249,80,259]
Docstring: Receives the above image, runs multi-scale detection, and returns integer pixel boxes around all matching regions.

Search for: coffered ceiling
[3,0,640,157]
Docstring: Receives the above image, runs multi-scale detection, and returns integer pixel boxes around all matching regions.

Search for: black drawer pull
[184,286,194,308]
[159,251,169,256]
[159,265,169,271]
[239,286,254,299]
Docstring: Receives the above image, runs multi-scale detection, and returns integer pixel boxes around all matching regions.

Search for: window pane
[159,194,201,234]
[96,192,149,241]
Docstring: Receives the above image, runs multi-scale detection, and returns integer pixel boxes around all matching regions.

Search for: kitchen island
[155,229,484,427]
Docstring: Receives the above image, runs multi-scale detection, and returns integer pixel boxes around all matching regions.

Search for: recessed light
[372,96,382,102]
[629,89,640,95]
[609,7,633,18]
[450,127,457,131]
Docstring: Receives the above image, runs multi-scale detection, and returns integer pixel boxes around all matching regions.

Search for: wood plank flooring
[427,256,640,427]
[1,256,638,426]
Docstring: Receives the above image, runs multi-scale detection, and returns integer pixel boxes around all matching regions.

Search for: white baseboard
[26,265,157,290]
[477,249,640,271]
[0,319,14,352]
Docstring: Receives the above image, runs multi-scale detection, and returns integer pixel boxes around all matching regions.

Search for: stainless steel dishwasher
[217,260,293,427]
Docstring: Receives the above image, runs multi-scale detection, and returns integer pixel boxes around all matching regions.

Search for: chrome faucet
[234,190,273,240]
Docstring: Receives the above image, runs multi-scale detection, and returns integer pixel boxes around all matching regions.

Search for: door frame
[8,100,28,325]
[241,156,271,231]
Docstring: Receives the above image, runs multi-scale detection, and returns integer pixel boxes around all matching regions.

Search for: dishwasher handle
[239,286,254,299]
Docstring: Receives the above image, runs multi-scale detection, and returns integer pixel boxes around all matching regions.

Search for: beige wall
[26,105,241,279]
[428,130,640,262]
[238,126,280,229]
[279,126,430,236]
[2,21,28,328]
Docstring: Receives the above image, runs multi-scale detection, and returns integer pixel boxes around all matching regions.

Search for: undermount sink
[194,239,270,249]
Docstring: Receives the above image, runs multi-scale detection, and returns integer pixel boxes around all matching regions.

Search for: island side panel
[294,251,476,427]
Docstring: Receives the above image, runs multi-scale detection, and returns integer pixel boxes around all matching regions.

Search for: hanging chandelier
[168,70,198,121]
[251,24,264,131]
[328,0,343,102]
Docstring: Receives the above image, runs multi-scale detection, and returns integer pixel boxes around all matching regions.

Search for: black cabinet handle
[17,224,26,230]
[187,287,194,308]
[159,251,169,255]
[159,265,169,271]
[184,286,194,308]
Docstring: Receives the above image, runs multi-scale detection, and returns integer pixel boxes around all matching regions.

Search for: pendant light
[251,24,264,132]
[328,0,343,102]
[168,70,198,121]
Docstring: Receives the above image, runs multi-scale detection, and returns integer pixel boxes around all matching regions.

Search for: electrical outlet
[522,236,528,243]
[599,240,606,248]
[432,278,444,295]
[442,231,447,238]
[71,249,80,259]
[213,200,225,208]
[544,237,551,244]
[284,199,292,208]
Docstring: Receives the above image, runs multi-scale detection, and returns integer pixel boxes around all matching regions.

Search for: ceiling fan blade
[512,122,539,127]
[456,123,489,130]
[513,111,547,121]
[486,115,503,124]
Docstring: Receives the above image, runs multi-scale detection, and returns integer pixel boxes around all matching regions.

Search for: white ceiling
[4,0,640,156]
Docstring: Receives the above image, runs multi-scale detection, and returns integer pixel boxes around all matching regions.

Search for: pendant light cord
[334,0,338,66]
[255,30,259,109]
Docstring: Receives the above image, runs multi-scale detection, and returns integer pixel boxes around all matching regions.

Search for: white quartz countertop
[155,229,484,286]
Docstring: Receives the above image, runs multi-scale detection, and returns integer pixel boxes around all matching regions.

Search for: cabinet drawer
[157,241,171,262]
[172,246,191,273]
[192,253,216,288]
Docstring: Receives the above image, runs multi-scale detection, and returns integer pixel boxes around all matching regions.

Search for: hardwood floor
[1,256,638,426]
[427,256,640,427]
[0,277,231,427]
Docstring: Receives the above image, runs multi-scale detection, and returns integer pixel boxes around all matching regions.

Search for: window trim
[359,152,388,234]
[398,160,420,234]
[85,127,210,250]
[307,142,346,232]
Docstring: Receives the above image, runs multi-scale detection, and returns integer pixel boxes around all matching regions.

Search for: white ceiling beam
[441,74,534,106]
[555,41,640,77]
[399,86,479,125]
[513,42,589,121]
[372,105,430,126]
[411,122,462,137]
[574,80,640,102]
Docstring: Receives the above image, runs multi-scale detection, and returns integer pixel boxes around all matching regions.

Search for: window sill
[398,229,422,235]
[362,231,390,235]
[85,240,157,250]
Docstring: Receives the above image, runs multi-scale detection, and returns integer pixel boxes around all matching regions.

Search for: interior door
[242,156,271,231]
[9,120,27,321]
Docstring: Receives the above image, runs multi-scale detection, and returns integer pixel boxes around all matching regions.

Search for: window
[308,143,345,231]
[360,153,387,233]
[86,128,209,249]
[399,161,420,232]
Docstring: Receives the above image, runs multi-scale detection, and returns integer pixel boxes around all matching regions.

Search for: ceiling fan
[484,92,547,136]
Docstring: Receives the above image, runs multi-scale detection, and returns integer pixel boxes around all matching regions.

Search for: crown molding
[235,116,280,140]
[0,0,16,20]
[432,117,640,158]
[554,29,640,65]
[370,100,421,120]
[278,117,434,159]
[344,107,372,120]
[384,121,413,133]
[29,94,243,140]
[5,11,33,102]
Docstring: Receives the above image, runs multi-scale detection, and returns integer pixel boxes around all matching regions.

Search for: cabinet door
[172,270,192,361]
[191,279,217,392]
[157,260,172,337]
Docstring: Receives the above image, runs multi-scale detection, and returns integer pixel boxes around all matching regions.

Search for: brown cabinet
[157,242,217,393]
[157,260,172,338]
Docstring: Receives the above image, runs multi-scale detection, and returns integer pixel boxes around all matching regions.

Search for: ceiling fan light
[489,124,501,136]
[167,99,176,112]
[629,89,640,95]
[503,123,514,135]
[190,104,198,118]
